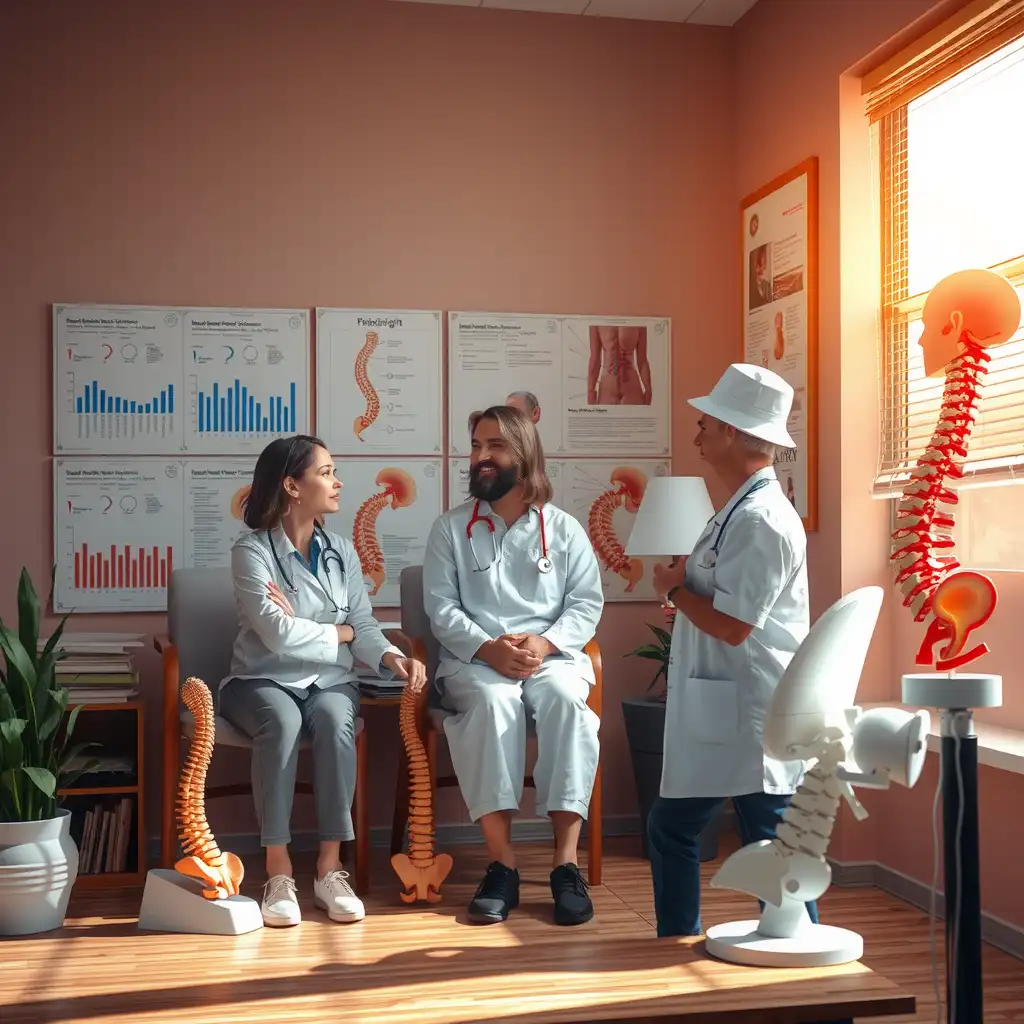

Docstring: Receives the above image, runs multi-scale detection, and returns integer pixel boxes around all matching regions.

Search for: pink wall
[0,0,736,838]
[736,0,1024,929]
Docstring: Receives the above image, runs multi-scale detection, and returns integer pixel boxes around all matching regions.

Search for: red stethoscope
[466,500,553,574]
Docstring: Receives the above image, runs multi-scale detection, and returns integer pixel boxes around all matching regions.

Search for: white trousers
[438,660,600,822]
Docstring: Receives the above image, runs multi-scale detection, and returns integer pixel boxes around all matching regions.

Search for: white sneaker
[261,874,301,927]
[313,869,365,922]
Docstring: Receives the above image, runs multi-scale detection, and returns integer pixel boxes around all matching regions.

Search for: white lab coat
[422,499,604,821]
[223,525,403,692]
[661,466,809,799]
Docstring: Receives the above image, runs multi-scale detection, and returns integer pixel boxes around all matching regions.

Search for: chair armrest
[153,634,172,654]
[383,628,413,657]
[157,636,180,720]
[584,638,603,718]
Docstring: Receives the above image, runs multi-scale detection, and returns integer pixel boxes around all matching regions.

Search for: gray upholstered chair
[155,567,371,894]
[391,565,604,885]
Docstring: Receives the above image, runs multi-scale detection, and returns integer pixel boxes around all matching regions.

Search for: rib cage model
[391,681,453,903]
[587,467,647,592]
[173,677,244,900]
[352,331,381,441]
[888,268,1020,672]
[353,468,417,596]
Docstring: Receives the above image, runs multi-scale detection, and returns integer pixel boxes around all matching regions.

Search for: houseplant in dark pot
[0,568,91,935]
[621,609,720,862]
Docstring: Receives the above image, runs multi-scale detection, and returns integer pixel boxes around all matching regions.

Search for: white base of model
[902,672,1002,710]
[705,918,864,968]
[137,869,263,935]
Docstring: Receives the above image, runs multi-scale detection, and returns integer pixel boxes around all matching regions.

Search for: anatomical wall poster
[448,312,671,458]
[316,308,442,456]
[327,457,443,609]
[447,458,670,603]
[741,157,818,530]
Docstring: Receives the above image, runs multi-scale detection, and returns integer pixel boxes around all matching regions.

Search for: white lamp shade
[624,476,715,557]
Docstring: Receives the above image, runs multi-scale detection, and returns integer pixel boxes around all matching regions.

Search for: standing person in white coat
[422,406,604,926]
[219,435,425,928]
[646,364,815,938]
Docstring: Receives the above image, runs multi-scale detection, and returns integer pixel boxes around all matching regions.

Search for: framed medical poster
[740,156,819,532]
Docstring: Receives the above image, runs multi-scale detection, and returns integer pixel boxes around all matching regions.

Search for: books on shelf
[41,631,143,704]
[78,797,134,875]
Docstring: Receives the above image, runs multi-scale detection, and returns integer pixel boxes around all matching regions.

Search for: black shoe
[467,861,520,924]
[550,863,594,926]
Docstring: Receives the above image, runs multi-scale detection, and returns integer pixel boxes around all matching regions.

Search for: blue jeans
[648,791,820,937]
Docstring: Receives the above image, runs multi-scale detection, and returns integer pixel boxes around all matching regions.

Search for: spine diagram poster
[54,458,184,613]
[327,458,443,608]
[316,308,442,455]
[447,313,671,458]
[54,305,185,454]
[741,156,818,530]
[183,461,256,569]
[184,308,309,454]
[447,458,669,603]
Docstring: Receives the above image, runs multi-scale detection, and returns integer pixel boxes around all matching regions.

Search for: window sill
[860,702,1024,776]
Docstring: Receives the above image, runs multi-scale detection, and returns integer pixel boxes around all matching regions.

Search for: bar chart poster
[54,305,185,454]
[183,308,309,454]
[183,460,256,568]
[54,458,183,613]
[315,308,443,455]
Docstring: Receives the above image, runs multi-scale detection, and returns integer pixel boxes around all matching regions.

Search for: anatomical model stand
[895,268,1020,1024]
[391,677,453,902]
[138,677,263,934]
[705,586,931,968]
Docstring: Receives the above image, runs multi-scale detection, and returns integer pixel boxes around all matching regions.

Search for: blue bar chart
[74,379,175,417]
[195,380,296,435]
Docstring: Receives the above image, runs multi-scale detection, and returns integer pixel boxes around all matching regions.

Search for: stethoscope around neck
[267,522,346,613]
[466,500,553,574]
[707,476,775,557]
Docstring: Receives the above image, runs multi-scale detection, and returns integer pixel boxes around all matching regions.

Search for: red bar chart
[73,543,173,590]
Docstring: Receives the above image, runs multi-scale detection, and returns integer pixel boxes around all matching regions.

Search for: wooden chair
[156,566,372,895]
[390,565,603,886]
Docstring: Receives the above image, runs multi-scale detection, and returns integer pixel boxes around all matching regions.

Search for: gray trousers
[219,678,360,846]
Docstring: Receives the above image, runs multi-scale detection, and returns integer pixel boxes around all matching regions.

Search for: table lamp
[624,476,715,558]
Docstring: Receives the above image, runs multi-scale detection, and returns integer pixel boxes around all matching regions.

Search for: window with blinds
[871,7,1024,497]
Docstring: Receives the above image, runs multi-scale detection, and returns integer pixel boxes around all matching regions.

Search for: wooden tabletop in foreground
[2,927,913,1024]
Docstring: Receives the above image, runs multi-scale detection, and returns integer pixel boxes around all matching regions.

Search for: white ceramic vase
[0,809,79,935]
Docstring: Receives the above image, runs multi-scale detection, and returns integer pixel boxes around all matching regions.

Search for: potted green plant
[0,568,91,935]
[620,610,719,862]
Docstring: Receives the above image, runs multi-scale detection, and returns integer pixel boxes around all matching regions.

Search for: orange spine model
[889,268,1020,672]
[353,468,417,596]
[173,677,244,899]
[587,467,647,592]
[391,682,453,903]
[352,331,381,441]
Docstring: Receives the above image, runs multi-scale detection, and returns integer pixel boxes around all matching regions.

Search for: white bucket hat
[687,363,796,448]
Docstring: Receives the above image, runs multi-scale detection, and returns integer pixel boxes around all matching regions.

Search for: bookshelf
[59,700,146,889]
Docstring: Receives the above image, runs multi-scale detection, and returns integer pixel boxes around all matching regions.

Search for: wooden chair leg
[161,706,181,868]
[587,759,603,887]
[353,726,369,896]
[391,746,410,856]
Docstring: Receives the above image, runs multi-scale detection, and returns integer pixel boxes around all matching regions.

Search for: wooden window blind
[862,0,1024,122]
[872,19,1024,497]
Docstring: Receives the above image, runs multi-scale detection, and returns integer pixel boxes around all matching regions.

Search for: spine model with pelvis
[889,268,1021,671]
[173,677,244,900]
[391,680,453,903]
[352,468,417,596]
[587,467,647,592]
[352,331,381,441]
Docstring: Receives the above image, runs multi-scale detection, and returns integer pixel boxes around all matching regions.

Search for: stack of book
[78,796,134,874]
[40,632,144,704]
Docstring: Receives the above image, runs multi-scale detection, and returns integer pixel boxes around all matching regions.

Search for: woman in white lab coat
[219,435,425,928]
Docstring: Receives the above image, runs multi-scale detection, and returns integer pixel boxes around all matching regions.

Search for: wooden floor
[3,835,1022,1023]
